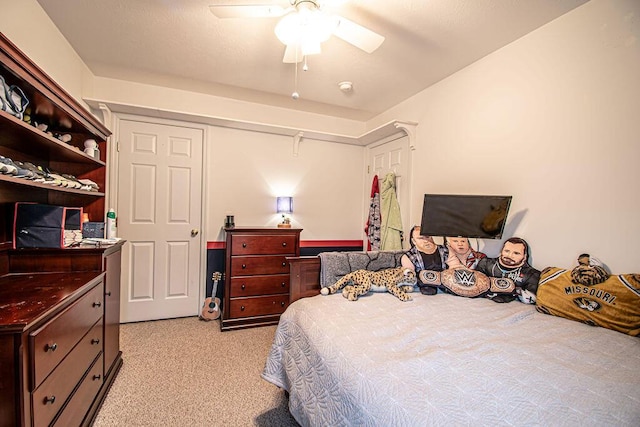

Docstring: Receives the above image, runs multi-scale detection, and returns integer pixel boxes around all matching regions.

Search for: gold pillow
[536,267,640,337]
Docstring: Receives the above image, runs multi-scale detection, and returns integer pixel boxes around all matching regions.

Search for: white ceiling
[36,0,588,121]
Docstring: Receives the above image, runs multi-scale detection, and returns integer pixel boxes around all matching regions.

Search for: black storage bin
[13,203,83,248]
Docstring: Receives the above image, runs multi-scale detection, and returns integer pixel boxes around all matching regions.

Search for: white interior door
[367,136,411,249]
[117,118,203,322]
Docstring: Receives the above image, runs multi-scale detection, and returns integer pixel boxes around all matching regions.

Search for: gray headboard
[318,251,405,287]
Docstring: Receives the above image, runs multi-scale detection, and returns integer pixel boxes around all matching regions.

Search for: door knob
[191,229,199,237]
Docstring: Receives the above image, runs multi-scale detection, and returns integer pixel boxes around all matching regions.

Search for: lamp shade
[274,9,336,49]
[276,197,293,214]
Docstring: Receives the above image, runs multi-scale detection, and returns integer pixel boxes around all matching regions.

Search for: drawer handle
[45,343,58,352]
[242,243,247,248]
[106,291,112,296]
[281,282,286,287]
[93,374,102,381]
[242,264,247,269]
[93,301,102,308]
[240,306,245,311]
[282,242,287,247]
[281,301,286,307]
[241,284,246,290]
[282,262,286,267]
[44,396,56,405]
[91,338,101,345]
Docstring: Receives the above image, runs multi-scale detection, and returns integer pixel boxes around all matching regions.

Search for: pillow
[440,268,490,298]
[319,251,405,288]
[419,268,516,298]
[536,266,640,336]
[418,269,441,286]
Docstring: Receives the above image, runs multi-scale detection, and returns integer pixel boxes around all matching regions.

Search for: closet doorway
[116,117,204,322]
[367,135,411,249]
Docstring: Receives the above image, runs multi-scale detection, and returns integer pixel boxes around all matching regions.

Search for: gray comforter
[262,292,640,426]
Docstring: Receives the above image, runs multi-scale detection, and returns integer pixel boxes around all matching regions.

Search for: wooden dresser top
[0,272,103,332]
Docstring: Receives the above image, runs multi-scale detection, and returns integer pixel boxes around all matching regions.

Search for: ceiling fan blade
[333,16,385,53]
[209,4,287,19]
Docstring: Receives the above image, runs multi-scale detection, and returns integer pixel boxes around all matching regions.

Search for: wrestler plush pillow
[536,255,640,336]
[420,268,515,298]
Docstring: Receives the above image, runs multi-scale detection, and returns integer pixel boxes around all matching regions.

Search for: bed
[262,254,640,426]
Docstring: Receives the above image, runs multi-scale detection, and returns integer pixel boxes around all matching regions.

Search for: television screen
[420,194,512,239]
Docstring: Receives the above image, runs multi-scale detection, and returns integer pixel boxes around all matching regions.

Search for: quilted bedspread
[262,292,640,427]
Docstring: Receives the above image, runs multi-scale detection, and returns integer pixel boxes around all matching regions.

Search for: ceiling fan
[209,0,385,63]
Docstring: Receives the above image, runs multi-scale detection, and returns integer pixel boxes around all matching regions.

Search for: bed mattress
[262,292,640,426]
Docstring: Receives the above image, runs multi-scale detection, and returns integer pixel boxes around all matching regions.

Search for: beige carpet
[93,317,299,427]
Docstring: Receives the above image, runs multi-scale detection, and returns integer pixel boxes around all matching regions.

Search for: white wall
[205,126,365,241]
[0,0,93,109]
[369,0,640,273]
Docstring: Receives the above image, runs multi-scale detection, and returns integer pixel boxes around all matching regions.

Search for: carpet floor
[93,317,299,426]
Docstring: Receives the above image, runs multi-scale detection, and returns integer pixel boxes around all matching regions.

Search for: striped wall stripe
[207,240,364,250]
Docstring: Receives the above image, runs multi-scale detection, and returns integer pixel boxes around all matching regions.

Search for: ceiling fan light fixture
[301,41,321,56]
[274,8,336,48]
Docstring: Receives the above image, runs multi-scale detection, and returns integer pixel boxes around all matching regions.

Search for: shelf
[0,37,110,140]
[0,111,105,167]
[0,174,104,197]
[0,32,110,247]
[86,98,417,147]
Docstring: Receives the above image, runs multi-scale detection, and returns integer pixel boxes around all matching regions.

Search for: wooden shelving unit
[0,32,122,427]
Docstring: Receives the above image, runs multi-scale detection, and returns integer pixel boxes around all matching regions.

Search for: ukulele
[200,271,222,321]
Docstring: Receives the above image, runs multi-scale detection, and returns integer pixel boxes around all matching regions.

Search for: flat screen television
[420,194,512,239]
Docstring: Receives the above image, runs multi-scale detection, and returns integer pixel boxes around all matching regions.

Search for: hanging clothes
[380,172,403,250]
[364,174,381,250]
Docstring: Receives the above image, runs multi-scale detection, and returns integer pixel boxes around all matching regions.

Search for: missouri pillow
[536,267,640,336]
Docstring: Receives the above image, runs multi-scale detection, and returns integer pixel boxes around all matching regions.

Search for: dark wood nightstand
[288,256,321,303]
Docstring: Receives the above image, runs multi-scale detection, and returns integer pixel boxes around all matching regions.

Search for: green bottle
[106,208,117,239]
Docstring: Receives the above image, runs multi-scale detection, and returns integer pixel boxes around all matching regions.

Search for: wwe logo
[454,269,476,286]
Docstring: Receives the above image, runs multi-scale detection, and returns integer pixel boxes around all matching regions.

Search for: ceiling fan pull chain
[292,51,300,100]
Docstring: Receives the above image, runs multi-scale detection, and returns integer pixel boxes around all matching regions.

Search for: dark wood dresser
[0,241,124,427]
[0,33,123,426]
[222,227,302,331]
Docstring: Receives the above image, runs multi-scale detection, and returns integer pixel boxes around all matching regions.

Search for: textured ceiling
[36,0,588,120]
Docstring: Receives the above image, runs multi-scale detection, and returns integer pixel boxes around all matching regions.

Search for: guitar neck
[211,273,222,297]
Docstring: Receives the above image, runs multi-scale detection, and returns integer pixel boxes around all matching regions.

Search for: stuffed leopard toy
[320,267,417,301]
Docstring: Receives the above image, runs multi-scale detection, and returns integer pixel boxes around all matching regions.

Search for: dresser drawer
[231,255,290,276]
[52,353,104,427]
[230,234,297,255]
[32,319,103,427]
[229,295,289,318]
[30,282,104,389]
[230,275,289,297]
